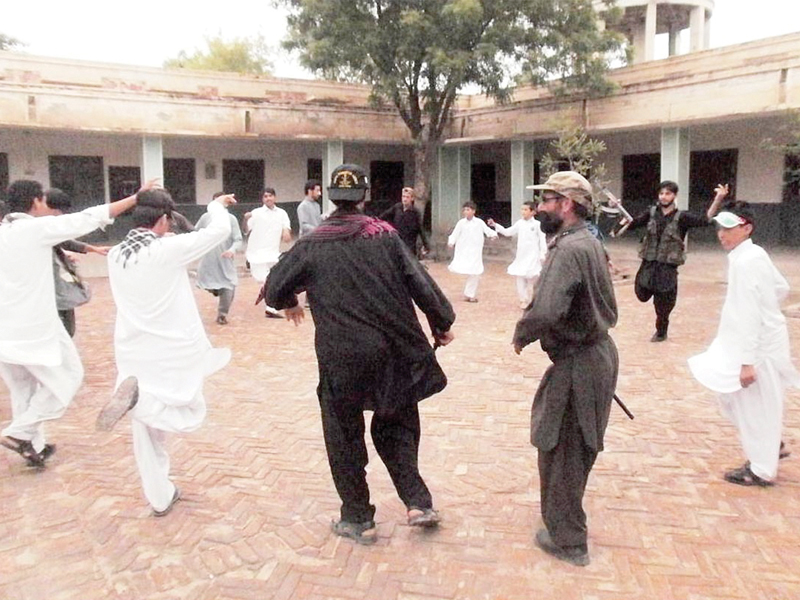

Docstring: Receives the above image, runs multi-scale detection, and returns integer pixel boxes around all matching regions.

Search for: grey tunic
[195,213,242,291]
[297,198,322,237]
[513,223,619,452]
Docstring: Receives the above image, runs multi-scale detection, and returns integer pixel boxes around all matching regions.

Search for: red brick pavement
[1,240,800,600]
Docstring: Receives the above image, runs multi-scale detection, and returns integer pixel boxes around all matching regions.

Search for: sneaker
[96,376,139,432]
[331,519,377,545]
[535,528,590,567]
[407,507,441,528]
[152,487,182,517]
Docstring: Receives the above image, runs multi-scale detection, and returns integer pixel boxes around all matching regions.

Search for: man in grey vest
[623,181,727,342]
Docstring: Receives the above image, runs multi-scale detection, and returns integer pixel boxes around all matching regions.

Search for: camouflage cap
[527,171,594,209]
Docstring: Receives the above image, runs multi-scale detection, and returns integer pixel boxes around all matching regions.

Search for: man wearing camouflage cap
[261,164,455,545]
[513,171,619,567]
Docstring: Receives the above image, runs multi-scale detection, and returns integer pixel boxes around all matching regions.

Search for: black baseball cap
[328,163,370,201]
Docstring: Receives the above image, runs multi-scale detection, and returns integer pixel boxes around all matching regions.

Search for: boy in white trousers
[447,202,497,302]
[688,202,800,487]
[488,200,548,309]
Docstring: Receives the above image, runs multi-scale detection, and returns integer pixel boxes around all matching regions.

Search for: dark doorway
[471,162,506,222]
[223,159,264,204]
[622,153,661,215]
[109,166,141,201]
[164,158,196,204]
[689,149,737,211]
[367,160,404,216]
[781,153,800,245]
[48,155,104,210]
[0,153,8,203]
[307,158,322,182]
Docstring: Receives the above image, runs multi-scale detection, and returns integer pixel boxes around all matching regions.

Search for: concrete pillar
[660,127,691,210]
[632,25,647,65]
[668,26,681,57]
[433,145,471,237]
[690,6,706,53]
[141,136,163,184]
[322,140,343,214]
[644,0,657,62]
[510,141,535,221]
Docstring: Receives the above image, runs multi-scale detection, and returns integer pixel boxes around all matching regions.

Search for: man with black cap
[513,171,618,567]
[261,164,455,545]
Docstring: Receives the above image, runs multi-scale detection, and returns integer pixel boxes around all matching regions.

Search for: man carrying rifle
[513,171,619,567]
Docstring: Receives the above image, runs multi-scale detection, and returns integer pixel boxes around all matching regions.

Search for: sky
[2,0,799,80]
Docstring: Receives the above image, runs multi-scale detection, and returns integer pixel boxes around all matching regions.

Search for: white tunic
[688,239,800,480]
[107,202,232,432]
[447,217,497,276]
[246,205,290,274]
[0,206,112,368]
[494,217,548,278]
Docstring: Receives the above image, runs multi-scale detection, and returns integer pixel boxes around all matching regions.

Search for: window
[109,166,141,201]
[222,159,264,204]
[164,158,196,204]
[48,155,104,209]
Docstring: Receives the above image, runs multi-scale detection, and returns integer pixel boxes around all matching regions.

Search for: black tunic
[264,214,455,415]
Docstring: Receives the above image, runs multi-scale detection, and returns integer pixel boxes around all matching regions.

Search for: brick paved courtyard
[2,240,800,600]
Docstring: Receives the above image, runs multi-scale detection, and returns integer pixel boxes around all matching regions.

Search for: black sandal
[780,442,790,460]
[724,463,774,487]
[1,435,45,468]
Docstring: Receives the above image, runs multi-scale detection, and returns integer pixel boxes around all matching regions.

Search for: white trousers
[515,276,537,305]
[132,419,177,512]
[0,332,83,452]
[251,261,280,313]
[464,274,481,299]
[718,360,784,481]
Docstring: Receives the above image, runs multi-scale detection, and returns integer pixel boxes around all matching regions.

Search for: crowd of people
[1,165,798,566]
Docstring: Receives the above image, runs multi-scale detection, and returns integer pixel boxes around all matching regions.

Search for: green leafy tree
[0,33,24,51]
[280,0,625,215]
[164,34,273,75]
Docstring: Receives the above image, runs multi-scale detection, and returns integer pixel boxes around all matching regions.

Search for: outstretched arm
[706,183,729,221]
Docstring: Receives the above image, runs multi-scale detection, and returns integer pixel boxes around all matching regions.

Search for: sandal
[780,441,790,460]
[152,487,182,517]
[1,435,45,468]
[407,507,441,528]
[331,519,377,545]
[724,463,774,487]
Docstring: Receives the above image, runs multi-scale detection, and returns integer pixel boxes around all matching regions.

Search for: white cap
[712,211,747,228]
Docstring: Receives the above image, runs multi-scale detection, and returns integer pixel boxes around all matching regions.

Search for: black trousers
[58,309,76,338]
[319,392,433,523]
[538,400,598,549]
[635,264,678,337]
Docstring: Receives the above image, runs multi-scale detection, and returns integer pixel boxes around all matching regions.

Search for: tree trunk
[411,134,439,232]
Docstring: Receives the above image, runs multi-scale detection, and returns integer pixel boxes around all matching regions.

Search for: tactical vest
[638,206,686,266]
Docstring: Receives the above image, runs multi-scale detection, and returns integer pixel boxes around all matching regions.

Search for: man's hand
[215,193,237,208]
[513,342,523,355]
[139,178,161,193]
[714,183,730,203]
[434,330,454,347]
[86,244,111,255]
[285,305,304,326]
[221,250,234,259]
[487,218,496,228]
[740,364,756,388]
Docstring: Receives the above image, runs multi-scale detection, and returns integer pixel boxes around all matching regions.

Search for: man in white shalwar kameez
[0,179,143,467]
[100,189,235,515]
[244,188,291,318]
[447,201,498,302]
[688,204,800,486]
[488,200,548,308]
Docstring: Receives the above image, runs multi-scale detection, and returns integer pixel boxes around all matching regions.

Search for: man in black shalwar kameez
[513,171,619,567]
[261,164,455,545]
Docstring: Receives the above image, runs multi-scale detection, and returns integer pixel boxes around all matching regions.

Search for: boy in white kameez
[1,179,145,467]
[688,203,800,487]
[488,201,548,309]
[447,201,497,302]
[196,191,243,325]
[244,188,291,319]
[98,189,236,516]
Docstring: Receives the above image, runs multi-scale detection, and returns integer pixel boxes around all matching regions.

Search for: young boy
[488,201,548,309]
[447,201,497,302]
[688,202,800,487]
